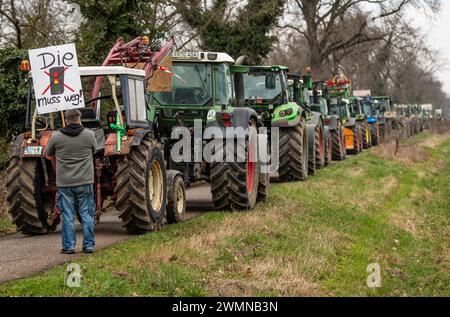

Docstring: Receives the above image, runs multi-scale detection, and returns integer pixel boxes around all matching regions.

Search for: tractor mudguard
[230,108,258,129]
[105,129,154,156]
[326,115,340,130]
[306,111,322,126]
[272,102,304,128]
[344,118,357,128]
[9,134,24,157]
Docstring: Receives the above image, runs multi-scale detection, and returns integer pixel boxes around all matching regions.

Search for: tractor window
[215,63,234,105]
[152,62,212,106]
[329,99,347,118]
[243,72,282,100]
[362,101,374,117]
[128,78,147,123]
[348,101,360,117]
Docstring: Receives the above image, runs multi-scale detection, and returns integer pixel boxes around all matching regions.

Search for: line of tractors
[6,37,440,236]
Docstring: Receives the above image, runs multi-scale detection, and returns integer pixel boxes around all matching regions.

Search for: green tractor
[326,76,364,155]
[372,96,397,142]
[310,81,347,161]
[288,72,331,174]
[348,96,373,149]
[148,52,268,210]
[419,104,433,130]
[236,63,309,182]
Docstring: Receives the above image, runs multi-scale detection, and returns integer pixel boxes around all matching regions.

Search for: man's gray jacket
[46,125,97,188]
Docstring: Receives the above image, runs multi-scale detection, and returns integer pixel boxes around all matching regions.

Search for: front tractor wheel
[6,158,59,235]
[115,137,167,234]
[278,120,309,182]
[166,170,186,224]
[211,122,259,211]
[331,127,346,161]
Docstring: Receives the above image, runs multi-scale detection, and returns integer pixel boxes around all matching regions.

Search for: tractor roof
[79,66,146,77]
[172,51,234,63]
[248,65,289,72]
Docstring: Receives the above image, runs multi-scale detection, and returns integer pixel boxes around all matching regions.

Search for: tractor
[372,96,397,142]
[6,37,187,236]
[147,52,269,210]
[310,81,347,161]
[358,96,381,146]
[419,104,433,130]
[348,96,372,149]
[220,61,309,183]
[288,71,331,175]
[396,104,413,138]
[326,75,364,155]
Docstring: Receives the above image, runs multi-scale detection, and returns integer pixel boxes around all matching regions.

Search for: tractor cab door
[122,75,150,129]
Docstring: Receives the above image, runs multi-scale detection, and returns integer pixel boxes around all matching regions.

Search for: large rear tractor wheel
[379,123,387,144]
[211,122,259,210]
[370,125,379,146]
[361,122,372,149]
[307,125,316,176]
[6,158,59,235]
[315,121,325,169]
[325,129,333,166]
[166,170,186,224]
[115,137,166,234]
[331,128,346,161]
[278,120,309,182]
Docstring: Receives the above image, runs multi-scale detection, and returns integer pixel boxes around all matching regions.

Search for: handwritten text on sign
[29,43,85,114]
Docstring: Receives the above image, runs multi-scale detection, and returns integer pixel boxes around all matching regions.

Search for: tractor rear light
[23,132,30,139]
[285,109,293,116]
[221,113,232,127]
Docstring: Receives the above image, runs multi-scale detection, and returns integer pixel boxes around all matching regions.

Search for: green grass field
[0,133,449,296]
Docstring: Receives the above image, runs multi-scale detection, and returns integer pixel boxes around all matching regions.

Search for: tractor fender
[9,134,24,158]
[230,108,258,129]
[326,115,340,130]
[344,118,357,128]
[272,103,305,128]
[306,111,321,126]
[104,129,154,157]
[131,129,154,147]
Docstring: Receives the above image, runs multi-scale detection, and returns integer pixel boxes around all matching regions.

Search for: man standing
[46,109,97,254]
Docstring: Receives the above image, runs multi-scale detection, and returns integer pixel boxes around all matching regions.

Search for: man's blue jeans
[57,184,95,252]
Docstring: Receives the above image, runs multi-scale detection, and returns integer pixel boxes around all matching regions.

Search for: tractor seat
[79,107,101,128]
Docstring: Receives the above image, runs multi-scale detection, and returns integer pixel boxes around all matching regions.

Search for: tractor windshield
[152,62,213,106]
[376,99,390,114]
[361,100,375,117]
[328,99,348,119]
[348,101,360,117]
[243,72,282,101]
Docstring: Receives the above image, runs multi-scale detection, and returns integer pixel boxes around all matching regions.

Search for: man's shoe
[83,249,94,254]
[61,249,75,255]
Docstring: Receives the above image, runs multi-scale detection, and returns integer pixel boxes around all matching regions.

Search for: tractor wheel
[6,158,59,235]
[166,170,186,224]
[361,123,371,149]
[307,125,316,176]
[379,124,386,143]
[315,122,325,169]
[370,125,379,146]
[257,134,270,202]
[331,128,345,161]
[278,120,309,182]
[115,137,166,234]
[325,130,333,166]
[211,121,259,210]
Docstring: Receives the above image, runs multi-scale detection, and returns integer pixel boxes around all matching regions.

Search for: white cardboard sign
[29,43,85,114]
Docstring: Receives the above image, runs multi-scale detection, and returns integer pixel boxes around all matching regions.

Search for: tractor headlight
[280,108,293,117]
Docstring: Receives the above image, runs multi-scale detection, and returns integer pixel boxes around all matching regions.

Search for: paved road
[0,184,213,284]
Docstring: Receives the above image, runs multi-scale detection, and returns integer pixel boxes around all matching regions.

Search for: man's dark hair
[64,109,82,125]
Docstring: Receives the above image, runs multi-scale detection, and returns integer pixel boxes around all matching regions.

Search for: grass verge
[0,132,449,296]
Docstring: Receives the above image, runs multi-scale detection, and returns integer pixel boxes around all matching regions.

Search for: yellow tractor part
[344,127,355,150]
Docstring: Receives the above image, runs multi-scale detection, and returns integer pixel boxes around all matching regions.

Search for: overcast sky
[416,1,450,95]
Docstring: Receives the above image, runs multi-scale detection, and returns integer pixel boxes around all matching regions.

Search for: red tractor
[7,37,186,235]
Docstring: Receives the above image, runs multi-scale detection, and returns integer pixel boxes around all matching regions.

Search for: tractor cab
[148,51,242,136]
